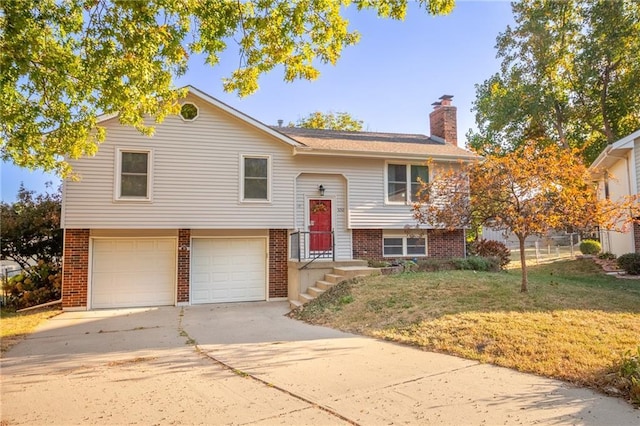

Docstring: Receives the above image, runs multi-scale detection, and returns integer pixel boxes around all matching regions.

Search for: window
[180,103,199,121]
[386,163,428,203]
[116,149,151,200]
[383,235,427,257]
[241,155,270,201]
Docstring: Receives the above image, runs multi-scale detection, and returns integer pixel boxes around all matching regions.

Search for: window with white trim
[386,163,428,203]
[180,102,199,121]
[383,235,427,257]
[241,155,270,201]
[116,149,151,200]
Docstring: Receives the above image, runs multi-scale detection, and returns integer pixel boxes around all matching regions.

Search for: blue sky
[1,0,514,202]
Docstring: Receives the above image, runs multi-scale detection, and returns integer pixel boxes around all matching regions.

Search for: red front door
[309,199,332,251]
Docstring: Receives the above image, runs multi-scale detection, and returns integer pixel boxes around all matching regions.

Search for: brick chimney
[429,95,457,146]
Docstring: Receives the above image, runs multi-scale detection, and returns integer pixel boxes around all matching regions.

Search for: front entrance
[309,199,332,253]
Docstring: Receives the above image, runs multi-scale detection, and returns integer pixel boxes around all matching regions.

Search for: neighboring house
[589,129,640,256]
[61,87,477,310]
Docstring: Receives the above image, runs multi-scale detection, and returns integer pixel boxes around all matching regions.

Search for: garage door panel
[191,238,266,304]
[91,238,176,309]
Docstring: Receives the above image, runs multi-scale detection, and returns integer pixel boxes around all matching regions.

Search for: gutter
[292,147,478,162]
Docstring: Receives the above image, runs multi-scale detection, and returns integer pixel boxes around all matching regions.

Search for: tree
[0,0,454,177]
[290,111,364,131]
[469,0,640,164]
[413,142,638,292]
[0,184,63,270]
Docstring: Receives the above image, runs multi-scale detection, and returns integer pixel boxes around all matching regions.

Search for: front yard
[0,307,61,355]
[292,259,640,404]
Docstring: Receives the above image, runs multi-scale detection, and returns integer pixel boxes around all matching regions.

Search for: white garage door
[191,238,266,304]
[91,239,176,309]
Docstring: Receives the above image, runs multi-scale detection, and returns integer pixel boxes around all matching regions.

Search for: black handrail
[289,231,335,269]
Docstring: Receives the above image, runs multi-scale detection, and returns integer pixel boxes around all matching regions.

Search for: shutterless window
[387,164,407,202]
[120,151,149,198]
[411,165,429,200]
[383,237,404,256]
[407,237,426,255]
[384,236,426,257]
[387,164,428,203]
[243,157,268,200]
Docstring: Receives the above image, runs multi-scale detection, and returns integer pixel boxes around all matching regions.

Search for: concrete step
[333,266,380,279]
[307,286,324,298]
[289,299,304,310]
[315,280,336,290]
[324,273,346,284]
[299,293,315,304]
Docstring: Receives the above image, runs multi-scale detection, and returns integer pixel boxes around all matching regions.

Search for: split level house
[61,86,477,311]
[589,129,640,256]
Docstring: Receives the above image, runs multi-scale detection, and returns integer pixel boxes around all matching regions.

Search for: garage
[91,238,176,309]
[191,238,267,304]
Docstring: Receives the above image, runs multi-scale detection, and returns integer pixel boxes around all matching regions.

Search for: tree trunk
[518,235,528,292]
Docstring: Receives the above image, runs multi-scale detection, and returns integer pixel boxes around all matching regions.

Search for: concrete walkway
[2,302,638,425]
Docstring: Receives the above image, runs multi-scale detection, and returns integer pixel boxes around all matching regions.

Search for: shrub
[2,261,61,309]
[367,259,391,268]
[579,239,601,255]
[451,256,497,272]
[598,252,617,260]
[617,253,640,275]
[416,259,455,272]
[618,347,640,405]
[468,239,510,270]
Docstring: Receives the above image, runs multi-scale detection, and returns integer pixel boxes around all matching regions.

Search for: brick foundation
[269,229,288,298]
[177,229,190,303]
[62,229,90,309]
[427,229,465,258]
[352,229,383,261]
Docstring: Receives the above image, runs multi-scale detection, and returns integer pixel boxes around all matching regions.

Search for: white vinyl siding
[62,92,459,232]
[63,94,295,229]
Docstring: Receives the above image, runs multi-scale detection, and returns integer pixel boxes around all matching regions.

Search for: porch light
[318,184,325,196]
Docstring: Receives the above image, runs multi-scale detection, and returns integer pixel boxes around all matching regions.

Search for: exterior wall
[62,229,90,309]
[295,173,351,259]
[269,229,288,298]
[598,153,635,256]
[426,229,465,258]
[429,103,457,146]
[293,156,446,229]
[177,229,190,303]
[63,93,297,229]
[352,229,383,261]
[352,228,466,261]
[63,99,457,232]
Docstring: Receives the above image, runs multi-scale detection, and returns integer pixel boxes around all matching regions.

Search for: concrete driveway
[1,302,638,425]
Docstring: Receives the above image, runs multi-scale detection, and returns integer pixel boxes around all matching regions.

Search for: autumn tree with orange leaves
[413,142,638,292]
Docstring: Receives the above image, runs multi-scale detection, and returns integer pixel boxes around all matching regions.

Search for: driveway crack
[177,308,359,425]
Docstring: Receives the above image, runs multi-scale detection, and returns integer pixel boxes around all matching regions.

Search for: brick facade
[352,229,384,261]
[429,96,457,146]
[268,229,288,298]
[352,228,465,261]
[62,229,90,309]
[177,229,191,303]
[427,229,466,258]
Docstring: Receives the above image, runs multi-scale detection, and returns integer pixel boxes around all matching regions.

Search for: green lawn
[292,259,640,404]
